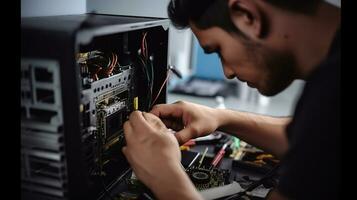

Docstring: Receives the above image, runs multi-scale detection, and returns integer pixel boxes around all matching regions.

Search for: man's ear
[228,0,268,39]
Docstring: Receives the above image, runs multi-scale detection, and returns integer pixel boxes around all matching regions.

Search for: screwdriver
[198,147,209,168]
[210,141,231,169]
[168,65,182,79]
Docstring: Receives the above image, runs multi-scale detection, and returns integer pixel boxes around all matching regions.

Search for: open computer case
[21,14,169,200]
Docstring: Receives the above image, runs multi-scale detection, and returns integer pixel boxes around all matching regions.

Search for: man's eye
[204,49,213,54]
[203,48,221,58]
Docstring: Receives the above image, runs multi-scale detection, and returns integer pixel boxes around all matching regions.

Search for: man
[122,0,340,199]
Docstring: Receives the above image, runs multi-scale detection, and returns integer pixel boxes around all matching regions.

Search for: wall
[21,0,86,17]
[168,28,193,79]
[87,0,170,18]
[21,0,340,18]
[191,37,225,80]
[326,0,340,7]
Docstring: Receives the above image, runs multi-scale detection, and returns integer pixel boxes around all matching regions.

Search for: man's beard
[246,42,297,96]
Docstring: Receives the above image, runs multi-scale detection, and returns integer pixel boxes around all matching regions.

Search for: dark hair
[266,0,322,14]
[168,0,322,31]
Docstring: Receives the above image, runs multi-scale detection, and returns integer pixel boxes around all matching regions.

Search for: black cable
[223,164,280,200]
[137,55,152,110]
[146,57,154,108]
[168,65,182,79]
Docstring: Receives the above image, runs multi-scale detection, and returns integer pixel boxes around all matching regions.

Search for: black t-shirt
[277,28,340,200]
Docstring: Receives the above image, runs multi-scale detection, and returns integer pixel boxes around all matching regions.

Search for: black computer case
[21,14,169,200]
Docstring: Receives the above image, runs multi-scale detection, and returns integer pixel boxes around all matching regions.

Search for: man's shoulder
[278,27,340,200]
[290,28,340,134]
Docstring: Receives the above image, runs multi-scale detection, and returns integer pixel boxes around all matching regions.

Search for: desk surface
[101,143,274,200]
[182,143,275,200]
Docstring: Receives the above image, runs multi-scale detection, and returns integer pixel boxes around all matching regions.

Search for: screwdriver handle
[211,149,225,167]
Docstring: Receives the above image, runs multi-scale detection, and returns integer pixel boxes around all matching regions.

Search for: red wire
[141,32,148,59]
[151,71,169,108]
[144,35,148,58]
[92,64,102,81]
[107,53,117,76]
[111,54,117,74]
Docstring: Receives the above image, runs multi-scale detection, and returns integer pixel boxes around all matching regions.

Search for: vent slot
[29,108,57,123]
[29,159,63,179]
[35,67,53,83]
[36,89,55,104]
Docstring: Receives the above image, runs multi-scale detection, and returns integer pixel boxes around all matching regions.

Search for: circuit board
[185,166,231,190]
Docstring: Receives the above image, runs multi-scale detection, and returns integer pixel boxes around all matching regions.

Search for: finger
[122,146,134,167]
[150,103,183,119]
[128,111,151,133]
[121,146,128,156]
[142,112,166,128]
[161,118,173,128]
[123,121,134,145]
[174,125,200,145]
[161,119,184,131]
[128,111,144,124]
[142,112,160,123]
[149,104,165,116]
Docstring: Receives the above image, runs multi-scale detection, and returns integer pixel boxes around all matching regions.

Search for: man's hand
[122,111,180,187]
[122,111,202,200]
[150,101,220,144]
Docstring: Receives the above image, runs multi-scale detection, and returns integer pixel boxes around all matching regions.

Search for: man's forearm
[216,109,290,158]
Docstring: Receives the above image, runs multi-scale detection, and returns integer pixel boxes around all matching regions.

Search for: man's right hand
[150,101,220,144]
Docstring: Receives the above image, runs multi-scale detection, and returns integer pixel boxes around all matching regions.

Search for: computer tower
[21,14,169,200]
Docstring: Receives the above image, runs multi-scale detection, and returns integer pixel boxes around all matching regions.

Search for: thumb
[174,125,200,145]
[122,146,128,156]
